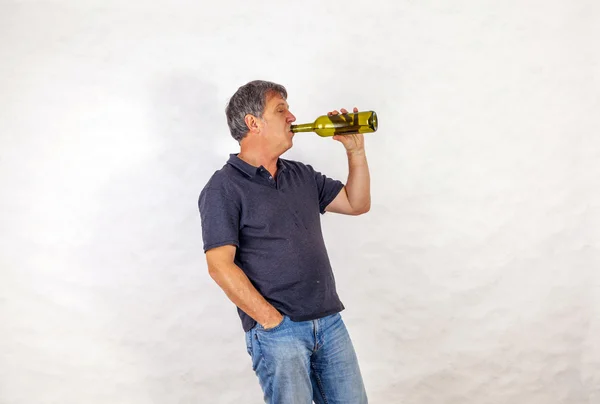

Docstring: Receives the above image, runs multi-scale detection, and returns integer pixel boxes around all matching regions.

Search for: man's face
[259,92,296,153]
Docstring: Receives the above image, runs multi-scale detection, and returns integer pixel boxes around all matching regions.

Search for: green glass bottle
[290,110,378,137]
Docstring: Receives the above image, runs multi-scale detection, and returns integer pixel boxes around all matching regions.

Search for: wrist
[347,148,366,157]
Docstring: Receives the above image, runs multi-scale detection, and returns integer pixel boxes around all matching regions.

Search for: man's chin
[280,140,293,154]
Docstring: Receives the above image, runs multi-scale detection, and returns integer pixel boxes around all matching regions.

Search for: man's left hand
[328,107,365,154]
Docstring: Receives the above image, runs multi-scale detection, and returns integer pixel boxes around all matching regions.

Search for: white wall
[1,1,599,403]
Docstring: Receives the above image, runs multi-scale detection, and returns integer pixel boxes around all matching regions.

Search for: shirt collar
[227,153,288,178]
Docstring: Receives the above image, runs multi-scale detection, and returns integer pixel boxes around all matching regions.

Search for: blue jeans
[244,312,368,403]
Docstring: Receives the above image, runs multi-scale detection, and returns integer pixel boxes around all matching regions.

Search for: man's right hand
[261,312,284,330]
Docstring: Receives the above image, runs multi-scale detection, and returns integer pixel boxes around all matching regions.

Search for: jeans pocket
[257,315,287,333]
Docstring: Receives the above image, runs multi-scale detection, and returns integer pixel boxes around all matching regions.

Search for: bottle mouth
[369,111,378,131]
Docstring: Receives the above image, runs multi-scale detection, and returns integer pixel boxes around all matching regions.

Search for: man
[198,80,370,403]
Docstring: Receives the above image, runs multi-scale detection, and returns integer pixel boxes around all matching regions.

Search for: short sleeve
[309,165,344,214]
[198,187,240,252]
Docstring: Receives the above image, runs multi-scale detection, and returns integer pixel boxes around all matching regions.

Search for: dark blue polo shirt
[198,153,346,332]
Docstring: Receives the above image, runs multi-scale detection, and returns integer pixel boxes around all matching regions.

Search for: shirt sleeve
[309,165,345,214]
[198,187,240,252]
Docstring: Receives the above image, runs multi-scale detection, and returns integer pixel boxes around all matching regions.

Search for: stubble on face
[261,92,295,152]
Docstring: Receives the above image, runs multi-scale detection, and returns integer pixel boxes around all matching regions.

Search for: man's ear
[244,114,261,134]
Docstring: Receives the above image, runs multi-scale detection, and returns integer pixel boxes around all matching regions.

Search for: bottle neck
[290,123,314,133]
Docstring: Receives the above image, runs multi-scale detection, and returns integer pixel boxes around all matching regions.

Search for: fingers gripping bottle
[290,110,378,137]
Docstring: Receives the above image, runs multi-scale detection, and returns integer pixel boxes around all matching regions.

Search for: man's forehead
[266,92,287,105]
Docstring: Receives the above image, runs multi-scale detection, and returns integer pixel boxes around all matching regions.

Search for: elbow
[362,203,371,214]
[352,202,371,215]
[207,265,218,281]
[207,262,224,281]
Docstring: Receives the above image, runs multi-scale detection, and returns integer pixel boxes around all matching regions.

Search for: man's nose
[287,111,296,122]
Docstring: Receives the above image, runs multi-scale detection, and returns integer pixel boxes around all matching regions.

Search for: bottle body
[290,110,378,137]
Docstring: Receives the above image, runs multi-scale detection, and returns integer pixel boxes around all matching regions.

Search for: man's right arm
[206,244,283,329]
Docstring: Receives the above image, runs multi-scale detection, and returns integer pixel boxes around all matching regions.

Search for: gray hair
[225,80,288,142]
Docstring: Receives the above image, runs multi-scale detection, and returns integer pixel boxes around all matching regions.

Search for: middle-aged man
[198,79,371,403]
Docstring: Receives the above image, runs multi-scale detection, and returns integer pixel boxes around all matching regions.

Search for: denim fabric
[244,313,368,404]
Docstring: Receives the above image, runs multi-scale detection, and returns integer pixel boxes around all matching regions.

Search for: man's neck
[237,149,279,177]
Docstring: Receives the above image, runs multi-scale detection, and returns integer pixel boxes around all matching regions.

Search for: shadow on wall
[72,75,254,402]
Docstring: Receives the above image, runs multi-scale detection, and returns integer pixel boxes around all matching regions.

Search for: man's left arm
[324,107,371,216]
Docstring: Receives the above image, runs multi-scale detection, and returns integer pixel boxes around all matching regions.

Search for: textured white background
[1,0,599,403]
